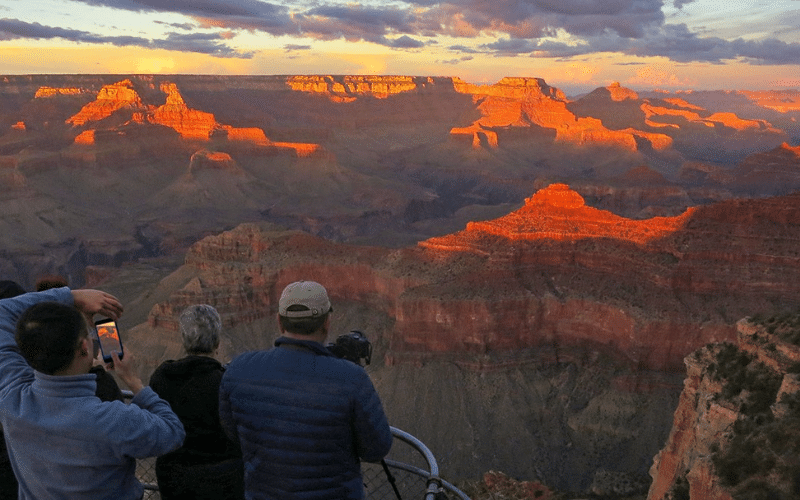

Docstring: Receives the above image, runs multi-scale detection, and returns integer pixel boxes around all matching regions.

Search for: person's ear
[278,314,286,333]
[79,337,91,357]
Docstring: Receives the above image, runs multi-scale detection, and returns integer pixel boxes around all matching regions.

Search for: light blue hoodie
[0,287,185,500]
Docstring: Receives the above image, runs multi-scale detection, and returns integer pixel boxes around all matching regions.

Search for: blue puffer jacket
[219,336,392,500]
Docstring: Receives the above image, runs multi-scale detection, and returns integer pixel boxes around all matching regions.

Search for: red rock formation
[449,78,662,151]
[10,121,25,131]
[421,183,694,246]
[188,149,238,171]
[149,82,219,140]
[35,86,83,98]
[74,130,95,145]
[144,184,800,373]
[286,75,437,99]
[221,125,269,144]
[606,81,639,101]
[740,89,800,113]
[66,79,145,126]
[703,112,778,132]
[647,318,800,500]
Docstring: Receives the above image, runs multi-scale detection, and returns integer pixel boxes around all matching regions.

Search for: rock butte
[145,183,800,373]
[62,79,324,156]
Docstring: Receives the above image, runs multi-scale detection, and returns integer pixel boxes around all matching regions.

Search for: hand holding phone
[94,318,124,363]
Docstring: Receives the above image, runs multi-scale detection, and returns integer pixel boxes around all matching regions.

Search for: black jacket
[150,356,241,466]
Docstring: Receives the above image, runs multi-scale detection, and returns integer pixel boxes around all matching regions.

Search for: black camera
[327,330,372,366]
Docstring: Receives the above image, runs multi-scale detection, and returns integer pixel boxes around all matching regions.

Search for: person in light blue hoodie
[0,287,186,500]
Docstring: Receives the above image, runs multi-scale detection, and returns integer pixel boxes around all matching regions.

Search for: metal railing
[124,392,470,500]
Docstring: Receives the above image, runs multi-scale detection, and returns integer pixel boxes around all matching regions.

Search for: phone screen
[94,318,123,362]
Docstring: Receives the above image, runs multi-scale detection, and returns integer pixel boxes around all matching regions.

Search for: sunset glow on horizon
[1,0,799,95]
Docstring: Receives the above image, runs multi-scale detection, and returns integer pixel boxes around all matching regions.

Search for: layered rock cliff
[648,314,800,500]
[142,184,800,376]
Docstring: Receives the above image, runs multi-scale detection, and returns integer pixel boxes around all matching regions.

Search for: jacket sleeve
[108,387,186,459]
[352,370,392,463]
[0,288,73,393]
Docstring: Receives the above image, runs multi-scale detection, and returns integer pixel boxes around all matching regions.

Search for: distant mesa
[149,82,217,140]
[188,149,238,172]
[34,86,84,98]
[66,79,144,126]
[419,183,694,250]
[62,79,326,154]
[286,75,439,100]
[582,82,639,102]
[448,78,671,151]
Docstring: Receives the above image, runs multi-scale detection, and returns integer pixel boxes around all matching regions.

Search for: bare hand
[72,290,124,320]
[107,350,143,395]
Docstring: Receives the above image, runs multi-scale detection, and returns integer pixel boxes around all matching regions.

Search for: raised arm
[71,289,123,320]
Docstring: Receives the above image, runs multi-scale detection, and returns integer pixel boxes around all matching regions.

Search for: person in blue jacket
[219,280,393,500]
[0,287,186,500]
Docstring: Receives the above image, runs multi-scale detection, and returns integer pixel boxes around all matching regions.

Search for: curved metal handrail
[124,392,469,499]
[387,426,471,500]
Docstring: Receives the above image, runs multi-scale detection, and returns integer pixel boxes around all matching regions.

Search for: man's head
[35,275,69,292]
[16,302,89,375]
[0,280,25,299]
[180,304,221,355]
[278,281,332,335]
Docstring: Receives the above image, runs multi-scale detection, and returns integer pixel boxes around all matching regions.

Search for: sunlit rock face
[449,78,672,151]
[66,79,145,126]
[647,318,800,500]
[144,184,800,373]
[149,83,219,140]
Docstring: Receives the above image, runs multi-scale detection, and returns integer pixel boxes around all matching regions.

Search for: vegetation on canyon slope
[704,312,800,500]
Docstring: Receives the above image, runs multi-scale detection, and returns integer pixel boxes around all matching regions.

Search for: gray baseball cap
[278,280,332,318]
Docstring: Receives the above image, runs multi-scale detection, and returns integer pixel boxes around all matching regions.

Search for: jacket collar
[274,336,333,357]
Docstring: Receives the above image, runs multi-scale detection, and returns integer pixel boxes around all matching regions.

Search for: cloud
[0,17,252,57]
[152,32,255,58]
[5,0,800,68]
[0,17,149,45]
[284,44,311,51]
[380,35,425,48]
[153,20,196,30]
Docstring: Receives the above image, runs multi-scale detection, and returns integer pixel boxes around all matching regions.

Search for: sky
[1,0,799,94]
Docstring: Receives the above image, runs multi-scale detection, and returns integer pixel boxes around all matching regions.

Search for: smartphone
[94,318,124,363]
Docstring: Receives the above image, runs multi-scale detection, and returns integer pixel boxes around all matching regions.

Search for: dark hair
[0,280,25,299]
[279,305,329,335]
[15,302,86,375]
[35,275,69,292]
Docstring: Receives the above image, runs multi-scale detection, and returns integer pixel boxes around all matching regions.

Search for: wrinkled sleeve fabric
[352,370,392,463]
[118,387,186,458]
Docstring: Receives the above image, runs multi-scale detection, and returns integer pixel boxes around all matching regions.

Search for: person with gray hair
[150,305,244,500]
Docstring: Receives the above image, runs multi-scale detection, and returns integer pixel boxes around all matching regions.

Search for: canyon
[114,182,800,493]
[2,74,800,494]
